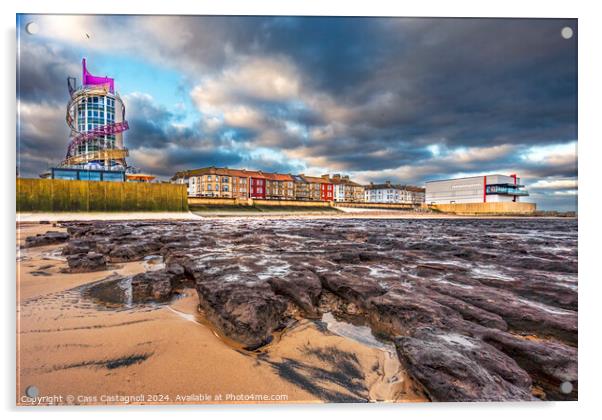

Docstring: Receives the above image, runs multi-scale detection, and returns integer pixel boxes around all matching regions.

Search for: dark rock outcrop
[196,279,288,349]
[366,289,479,341]
[65,252,107,273]
[424,280,577,345]
[268,269,322,316]
[396,328,533,401]
[131,269,176,302]
[319,272,386,309]
[24,231,69,248]
[62,239,97,256]
[479,329,578,400]
[108,240,163,262]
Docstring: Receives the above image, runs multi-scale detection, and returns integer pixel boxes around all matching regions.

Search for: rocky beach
[17,217,577,404]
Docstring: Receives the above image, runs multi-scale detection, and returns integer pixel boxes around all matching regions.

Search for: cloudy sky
[17,15,577,210]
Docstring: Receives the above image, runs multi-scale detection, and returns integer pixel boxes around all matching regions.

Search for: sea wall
[187,197,425,209]
[255,199,331,207]
[430,202,537,215]
[17,178,188,212]
[188,197,333,207]
[333,202,416,209]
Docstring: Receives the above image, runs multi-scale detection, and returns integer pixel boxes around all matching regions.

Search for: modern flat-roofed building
[425,174,529,204]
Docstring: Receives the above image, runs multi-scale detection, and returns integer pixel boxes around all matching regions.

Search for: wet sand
[17,210,573,224]
[17,223,427,405]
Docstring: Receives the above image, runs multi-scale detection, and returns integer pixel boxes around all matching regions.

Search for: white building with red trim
[425,174,529,205]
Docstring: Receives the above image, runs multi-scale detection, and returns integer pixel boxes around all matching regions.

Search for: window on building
[52,169,78,180]
[102,172,125,182]
[223,185,229,192]
[79,171,102,181]
[207,185,212,191]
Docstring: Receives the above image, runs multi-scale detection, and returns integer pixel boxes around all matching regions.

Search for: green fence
[17,178,189,212]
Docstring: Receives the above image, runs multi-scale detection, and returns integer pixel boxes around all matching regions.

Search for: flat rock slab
[396,328,534,401]
[24,231,69,248]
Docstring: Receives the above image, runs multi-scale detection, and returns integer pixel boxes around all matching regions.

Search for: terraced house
[329,174,365,202]
[264,173,295,200]
[364,181,426,204]
[171,167,254,198]
[300,175,334,201]
[292,175,310,200]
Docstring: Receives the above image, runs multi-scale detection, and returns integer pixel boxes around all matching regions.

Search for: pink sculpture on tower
[82,58,114,93]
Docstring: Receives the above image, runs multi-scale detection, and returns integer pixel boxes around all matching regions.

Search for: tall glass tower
[44,58,154,182]
[63,58,129,171]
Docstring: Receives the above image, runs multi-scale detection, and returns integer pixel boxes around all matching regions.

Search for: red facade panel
[320,183,333,201]
[483,176,487,203]
[250,177,266,199]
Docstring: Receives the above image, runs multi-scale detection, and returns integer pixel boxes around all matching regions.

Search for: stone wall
[430,202,537,214]
[334,202,416,209]
[188,197,333,207]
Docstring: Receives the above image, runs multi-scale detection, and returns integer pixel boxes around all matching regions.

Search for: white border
[3,1,599,419]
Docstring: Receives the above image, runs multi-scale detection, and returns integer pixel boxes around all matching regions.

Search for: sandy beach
[16,209,565,224]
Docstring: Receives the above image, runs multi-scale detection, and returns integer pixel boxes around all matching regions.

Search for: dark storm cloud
[159,148,243,172]
[522,157,577,179]
[240,17,577,148]
[123,93,180,150]
[17,39,80,104]
[18,101,69,176]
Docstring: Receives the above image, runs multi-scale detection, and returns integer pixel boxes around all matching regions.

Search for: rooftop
[365,182,425,192]
[425,174,519,184]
